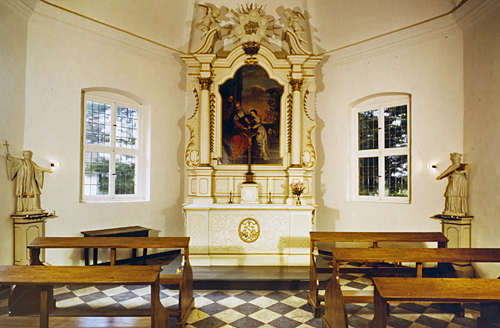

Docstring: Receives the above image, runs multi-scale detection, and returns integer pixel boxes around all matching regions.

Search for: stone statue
[195,4,221,38]
[4,148,52,214]
[436,152,468,216]
[283,8,306,41]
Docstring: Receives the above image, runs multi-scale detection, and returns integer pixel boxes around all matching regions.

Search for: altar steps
[192,266,329,290]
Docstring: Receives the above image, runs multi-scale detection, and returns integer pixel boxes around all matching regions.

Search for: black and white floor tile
[0,270,481,328]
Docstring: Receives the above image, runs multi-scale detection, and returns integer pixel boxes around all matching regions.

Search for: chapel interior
[1,0,500,327]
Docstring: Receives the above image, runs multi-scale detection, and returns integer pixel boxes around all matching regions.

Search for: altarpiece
[181,4,322,265]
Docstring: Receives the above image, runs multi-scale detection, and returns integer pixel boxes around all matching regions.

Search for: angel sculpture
[195,4,221,38]
[283,8,306,41]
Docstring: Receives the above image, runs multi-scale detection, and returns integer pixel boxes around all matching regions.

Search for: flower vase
[296,195,301,206]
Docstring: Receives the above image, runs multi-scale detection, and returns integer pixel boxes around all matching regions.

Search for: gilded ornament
[290,79,303,92]
[239,218,260,243]
[198,77,213,90]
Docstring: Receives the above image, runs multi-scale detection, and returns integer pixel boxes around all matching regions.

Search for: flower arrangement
[290,181,305,196]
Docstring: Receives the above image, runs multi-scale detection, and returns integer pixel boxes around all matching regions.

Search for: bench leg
[132,248,137,263]
[84,248,89,266]
[93,248,98,265]
[40,286,50,328]
[142,248,148,265]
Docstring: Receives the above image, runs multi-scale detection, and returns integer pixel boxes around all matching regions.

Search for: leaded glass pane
[115,154,137,195]
[359,157,379,196]
[384,105,408,148]
[116,106,138,149]
[385,155,408,197]
[85,101,111,146]
[83,152,110,195]
[358,110,379,150]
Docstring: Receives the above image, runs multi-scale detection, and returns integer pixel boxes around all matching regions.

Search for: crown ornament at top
[229,3,275,56]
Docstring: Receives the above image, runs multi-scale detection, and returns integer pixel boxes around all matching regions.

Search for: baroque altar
[182,4,321,266]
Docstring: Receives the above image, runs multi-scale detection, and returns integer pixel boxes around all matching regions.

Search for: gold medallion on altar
[238,218,260,243]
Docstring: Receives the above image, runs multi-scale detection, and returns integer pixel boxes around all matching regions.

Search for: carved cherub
[283,8,306,40]
[195,4,221,38]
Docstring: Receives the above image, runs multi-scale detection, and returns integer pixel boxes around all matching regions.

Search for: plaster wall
[314,21,464,239]
[19,2,187,265]
[0,1,29,265]
[463,5,500,278]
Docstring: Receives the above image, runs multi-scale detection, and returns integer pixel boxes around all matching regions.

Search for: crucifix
[243,130,258,183]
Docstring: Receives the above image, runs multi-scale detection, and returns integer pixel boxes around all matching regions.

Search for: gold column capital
[290,79,303,92]
[198,77,213,90]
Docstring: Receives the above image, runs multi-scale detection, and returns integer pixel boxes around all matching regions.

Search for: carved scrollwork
[185,88,200,167]
[185,125,200,167]
[301,126,316,168]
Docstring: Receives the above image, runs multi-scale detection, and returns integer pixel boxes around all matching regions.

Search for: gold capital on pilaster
[290,79,303,92]
[198,77,213,90]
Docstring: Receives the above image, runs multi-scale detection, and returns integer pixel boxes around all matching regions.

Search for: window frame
[352,95,411,203]
[81,92,146,202]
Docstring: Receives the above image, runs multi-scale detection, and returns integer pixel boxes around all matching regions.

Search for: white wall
[19,2,187,264]
[0,1,30,265]
[463,4,500,278]
[314,17,464,239]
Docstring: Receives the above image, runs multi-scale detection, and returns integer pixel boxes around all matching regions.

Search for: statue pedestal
[12,213,56,265]
[431,214,474,277]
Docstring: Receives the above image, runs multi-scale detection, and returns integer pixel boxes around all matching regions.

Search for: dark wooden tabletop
[81,226,151,236]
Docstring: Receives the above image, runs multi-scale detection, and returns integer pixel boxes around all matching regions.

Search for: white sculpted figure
[195,4,221,38]
[5,150,52,214]
[283,8,306,40]
[436,152,468,216]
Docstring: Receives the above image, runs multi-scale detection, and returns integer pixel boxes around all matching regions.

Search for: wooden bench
[81,226,151,265]
[308,231,448,317]
[369,277,500,328]
[323,247,500,328]
[0,265,165,328]
[18,237,193,328]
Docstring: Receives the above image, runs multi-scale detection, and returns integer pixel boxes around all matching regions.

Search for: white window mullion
[110,101,117,198]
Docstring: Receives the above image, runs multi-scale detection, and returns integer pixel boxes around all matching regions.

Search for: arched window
[81,89,149,202]
[352,94,410,203]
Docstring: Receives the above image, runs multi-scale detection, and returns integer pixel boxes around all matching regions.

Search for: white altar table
[183,204,315,266]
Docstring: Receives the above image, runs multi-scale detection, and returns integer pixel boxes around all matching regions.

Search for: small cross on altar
[241,130,258,204]
[243,130,258,183]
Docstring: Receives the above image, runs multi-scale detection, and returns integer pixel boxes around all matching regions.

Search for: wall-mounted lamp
[51,163,61,168]
[426,164,437,169]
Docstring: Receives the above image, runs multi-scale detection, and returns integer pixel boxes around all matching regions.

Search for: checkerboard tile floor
[0,271,481,328]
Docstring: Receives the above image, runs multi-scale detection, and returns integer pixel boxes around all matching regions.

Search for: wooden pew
[13,237,193,328]
[308,231,448,317]
[369,277,500,328]
[324,247,500,328]
[0,265,165,328]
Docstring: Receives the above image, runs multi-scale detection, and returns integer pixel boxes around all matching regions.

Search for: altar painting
[219,65,283,165]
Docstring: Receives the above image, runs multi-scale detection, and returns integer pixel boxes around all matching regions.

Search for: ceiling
[42,0,462,54]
